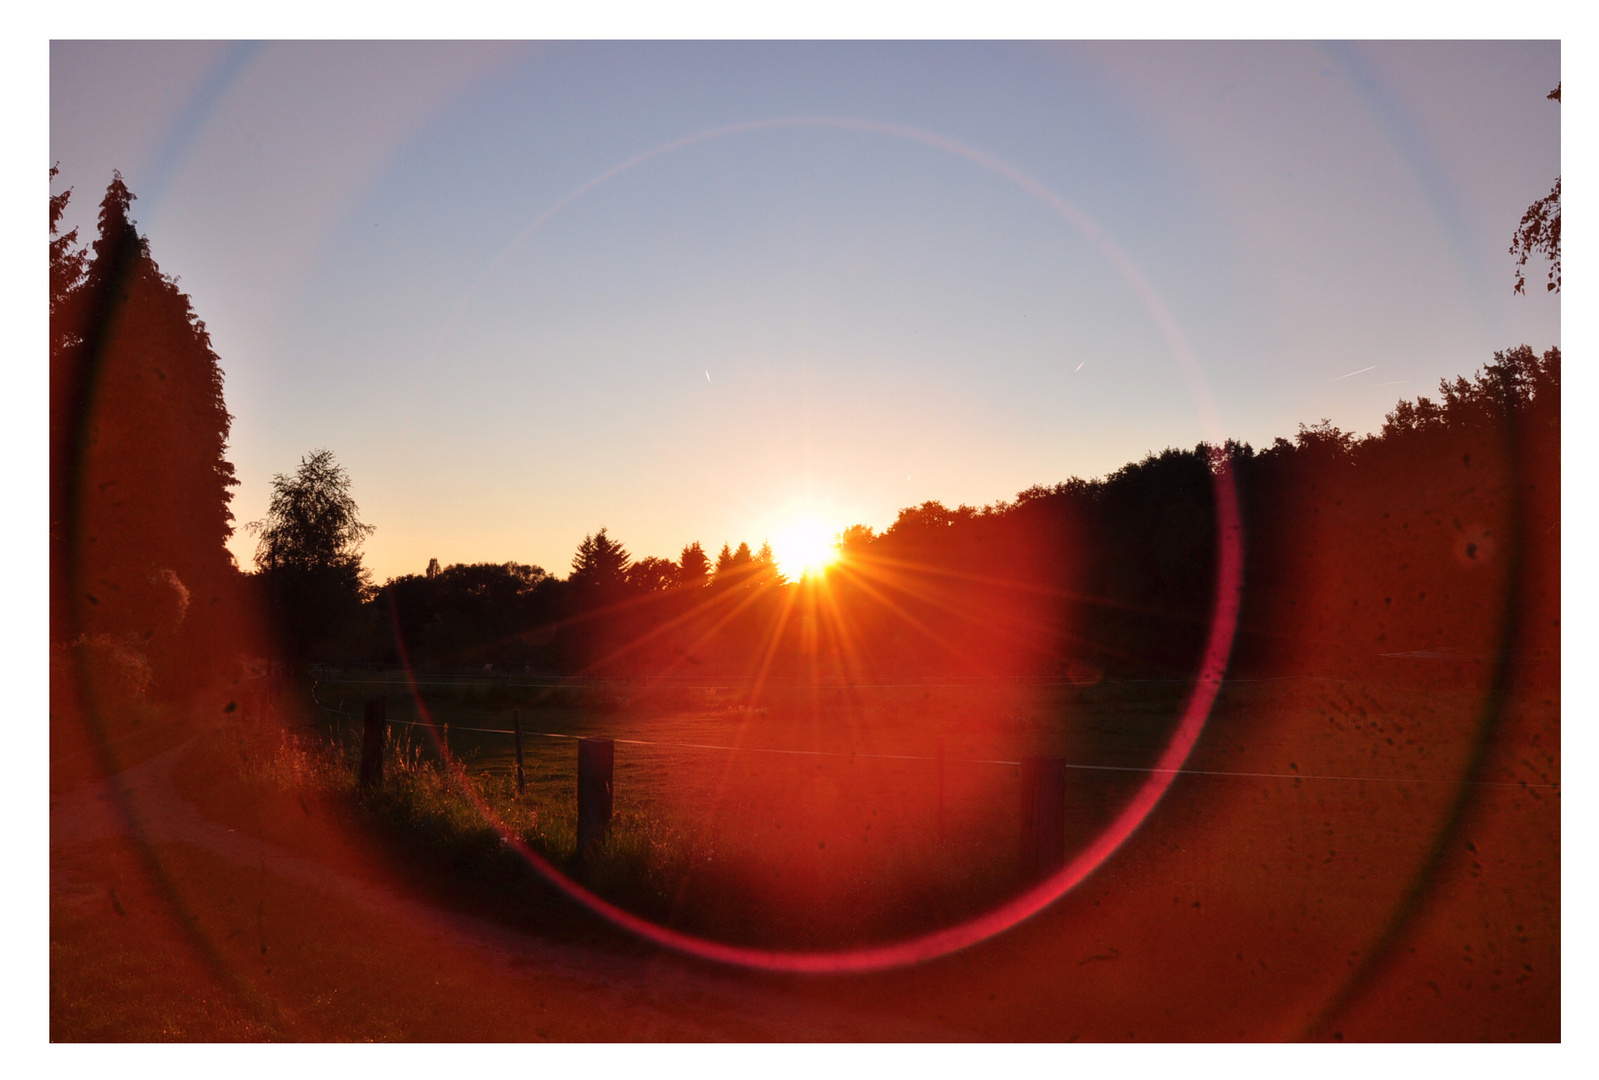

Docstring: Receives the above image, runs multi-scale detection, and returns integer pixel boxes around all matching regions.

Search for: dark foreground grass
[242,673,1203,951]
[249,670,1514,954]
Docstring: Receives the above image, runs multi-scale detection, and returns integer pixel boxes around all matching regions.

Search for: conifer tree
[50,170,241,694]
[570,528,631,593]
[678,542,710,587]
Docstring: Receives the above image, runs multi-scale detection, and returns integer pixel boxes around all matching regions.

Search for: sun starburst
[771,520,839,581]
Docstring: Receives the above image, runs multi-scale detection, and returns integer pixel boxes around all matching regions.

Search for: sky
[48,40,1562,584]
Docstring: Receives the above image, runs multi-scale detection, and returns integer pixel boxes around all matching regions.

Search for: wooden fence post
[577,737,614,856]
[513,710,526,794]
[359,696,388,790]
[1019,756,1067,876]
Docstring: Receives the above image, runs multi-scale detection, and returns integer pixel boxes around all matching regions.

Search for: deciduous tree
[627,556,679,593]
[250,449,374,573]
[248,449,374,662]
[1511,84,1560,295]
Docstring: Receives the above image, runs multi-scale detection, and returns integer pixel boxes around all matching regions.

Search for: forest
[49,170,1560,710]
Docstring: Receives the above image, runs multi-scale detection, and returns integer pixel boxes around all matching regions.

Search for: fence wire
[307,680,1557,791]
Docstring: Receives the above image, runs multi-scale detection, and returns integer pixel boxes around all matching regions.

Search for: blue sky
[49,40,1561,582]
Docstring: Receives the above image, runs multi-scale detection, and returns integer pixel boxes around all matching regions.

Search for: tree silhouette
[561,528,635,672]
[626,556,678,593]
[250,449,374,573]
[50,169,241,696]
[678,541,710,587]
[838,524,875,554]
[710,541,756,589]
[49,165,88,364]
[570,528,631,593]
[753,540,786,585]
[248,449,374,662]
[381,560,551,666]
[1511,83,1560,295]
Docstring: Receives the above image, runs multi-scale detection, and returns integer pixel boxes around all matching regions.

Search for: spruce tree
[50,171,241,695]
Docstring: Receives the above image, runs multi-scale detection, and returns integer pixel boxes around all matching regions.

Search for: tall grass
[241,718,702,928]
[241,676,1205,949]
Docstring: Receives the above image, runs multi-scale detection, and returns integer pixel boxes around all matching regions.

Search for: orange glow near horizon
[771,519,840,582]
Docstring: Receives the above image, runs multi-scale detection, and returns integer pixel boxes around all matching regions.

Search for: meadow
[250,666,1517,955]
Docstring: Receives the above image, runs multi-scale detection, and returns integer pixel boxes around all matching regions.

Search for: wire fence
[306,680,1559,791]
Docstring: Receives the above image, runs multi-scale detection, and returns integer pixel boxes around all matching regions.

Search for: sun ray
[831,548,1082,655]
[745,581,802,705]
[826,561,975,666]
[576,577,752,674]
[648,578,783,679]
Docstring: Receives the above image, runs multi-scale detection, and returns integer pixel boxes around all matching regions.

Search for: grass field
[275,668,1521,954]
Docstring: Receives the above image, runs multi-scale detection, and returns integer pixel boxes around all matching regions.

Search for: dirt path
[50,736,950,1041]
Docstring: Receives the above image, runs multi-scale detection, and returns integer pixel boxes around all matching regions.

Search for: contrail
[1333,365,1377,380]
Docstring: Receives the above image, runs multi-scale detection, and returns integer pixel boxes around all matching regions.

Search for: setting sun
[771,520,840,581]
[49,40,1561,1043]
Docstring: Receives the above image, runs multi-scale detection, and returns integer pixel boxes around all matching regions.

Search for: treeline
[1235,346,1559,684]
[49,170,1559,705]
[346,345,1557,687]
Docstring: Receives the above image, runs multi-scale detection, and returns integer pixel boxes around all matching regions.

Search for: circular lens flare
[417,116,1246,975]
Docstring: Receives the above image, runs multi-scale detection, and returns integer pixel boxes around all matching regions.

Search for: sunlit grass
[241,715,708,927]
[240,665,1515,958]
[243,674,1178,949]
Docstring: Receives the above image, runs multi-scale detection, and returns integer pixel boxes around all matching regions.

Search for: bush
[51,634,154,718]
